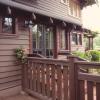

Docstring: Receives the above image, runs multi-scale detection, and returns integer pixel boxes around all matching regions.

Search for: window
[2,17,15,34]
[60,29,66,50]
[68,0,81,18]
[32,24,54,58]
[72,32,82,45]
[78,34,82,45]
[72,33,78,45]
[61,0,67,4]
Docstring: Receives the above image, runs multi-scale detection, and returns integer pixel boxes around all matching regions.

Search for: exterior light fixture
[7,6,11,15]
[62,21,66,27]
[50,17,53,24]
[32,13,36,20]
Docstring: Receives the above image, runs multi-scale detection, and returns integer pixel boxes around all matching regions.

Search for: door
[32,24,54,58]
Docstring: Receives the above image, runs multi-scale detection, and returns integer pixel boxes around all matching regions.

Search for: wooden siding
[0,19,29,97]
[6,0,82,25]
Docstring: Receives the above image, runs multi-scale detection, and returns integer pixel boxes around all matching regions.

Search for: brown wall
[0,18,30,97]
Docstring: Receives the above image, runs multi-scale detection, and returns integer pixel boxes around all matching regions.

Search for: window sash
[2,17,15,34]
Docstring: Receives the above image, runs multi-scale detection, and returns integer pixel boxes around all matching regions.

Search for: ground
[0,94,38,100]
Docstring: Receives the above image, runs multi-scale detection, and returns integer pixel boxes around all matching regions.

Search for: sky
[82,0,100,32]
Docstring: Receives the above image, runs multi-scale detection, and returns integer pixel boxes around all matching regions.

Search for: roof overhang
[79,0,97,8]
[0,0,82,26]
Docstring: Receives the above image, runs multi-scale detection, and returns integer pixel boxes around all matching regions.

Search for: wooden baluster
[96,83,100,100]
[87,81,93,100]
[51,64,56,100]
[63,66,68,100]
[31,61,35,90]
[46,64,51,97]
[57,65,62,100]
[79,80,85,100]
[27,60,30,89]
[41,63,46,95]
[24,60,28,89]
[33,62,37,91]
[29,61,33,90]
[37,63,41,93]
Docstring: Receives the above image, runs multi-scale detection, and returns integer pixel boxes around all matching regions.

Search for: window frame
[71,32,82,46]
[0,15,17,37]
[59,28,66,50]
[67,0,81,19]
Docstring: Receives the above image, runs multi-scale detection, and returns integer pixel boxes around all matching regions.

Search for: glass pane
[72,33,78,45]
[45,27,54,58]
[78,34,82,45]
[2,17,12,33]
[60,29,66,50]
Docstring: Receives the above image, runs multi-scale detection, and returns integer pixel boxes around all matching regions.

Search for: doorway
[32,24,54,58]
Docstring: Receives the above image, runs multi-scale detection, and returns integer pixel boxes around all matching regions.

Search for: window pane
[68,0,81,18]
[60,29,66,50]
[78,34,82,45]
[2,17,13,33]
[72,33,78,45]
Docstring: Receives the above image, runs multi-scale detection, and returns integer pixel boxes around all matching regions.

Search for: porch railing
[23,57,70,100]
[23,56,100,100]
[76,61,100,100]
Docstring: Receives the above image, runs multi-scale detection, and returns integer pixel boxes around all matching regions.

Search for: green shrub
[14,47,27,63]
[72,51,85,59]
[73,50,100,62]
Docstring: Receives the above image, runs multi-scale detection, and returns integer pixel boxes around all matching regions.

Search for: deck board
[0,94,39,100]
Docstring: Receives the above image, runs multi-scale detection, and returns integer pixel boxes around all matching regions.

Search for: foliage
[73,50,100,62]
[14,47,27,63]
[85,50,100,62]
[72,51,85,59]
[94,34,100,49]
[84,31,99,38]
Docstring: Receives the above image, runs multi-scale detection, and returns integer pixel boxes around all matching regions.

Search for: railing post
[68,55,78,100]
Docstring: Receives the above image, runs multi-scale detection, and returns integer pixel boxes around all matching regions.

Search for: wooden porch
[20,56,100,100]
[0,94,38,100]
[1,55,100,100]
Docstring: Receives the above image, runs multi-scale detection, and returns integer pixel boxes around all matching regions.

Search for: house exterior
[0,0,96,97]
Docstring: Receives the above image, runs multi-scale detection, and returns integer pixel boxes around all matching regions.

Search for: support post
[68,55,78,100]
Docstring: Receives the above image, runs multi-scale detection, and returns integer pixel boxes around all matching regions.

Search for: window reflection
[2,17,13,33]
[32,24,54,58]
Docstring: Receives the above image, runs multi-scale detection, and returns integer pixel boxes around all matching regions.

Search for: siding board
[0,75,21,84]
[0,66,21,73]
[0,70,21,78]
[0,80,21,91]
[0,86,21,97]
[0,19,29,96]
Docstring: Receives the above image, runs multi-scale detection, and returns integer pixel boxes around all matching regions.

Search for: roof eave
[80,0,97,8]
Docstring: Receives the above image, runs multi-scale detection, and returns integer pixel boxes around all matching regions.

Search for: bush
[14,47,27,63]
[86,50,100,62]
[73,50,100,62]
[72,51,85,59]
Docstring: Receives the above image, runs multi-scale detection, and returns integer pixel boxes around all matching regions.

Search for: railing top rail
[75,61,100,66]
[75,61,100,69]
[26,57,69,66]
[78,72,100,83]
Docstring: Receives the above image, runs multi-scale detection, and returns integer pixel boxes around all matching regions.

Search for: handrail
[27,57,69,65]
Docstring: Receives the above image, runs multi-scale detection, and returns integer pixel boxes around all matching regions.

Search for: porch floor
[0,94,38,100]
